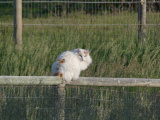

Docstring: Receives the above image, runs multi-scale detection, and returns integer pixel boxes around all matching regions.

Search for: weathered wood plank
[0,76,160,87]
[0,76,63,85]
[68,77,160,87]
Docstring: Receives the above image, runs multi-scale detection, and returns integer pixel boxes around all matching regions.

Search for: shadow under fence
[0,85,160,120]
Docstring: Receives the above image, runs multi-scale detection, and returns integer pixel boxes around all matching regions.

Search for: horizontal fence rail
[1,76,160,87]
[71,77,160,87]
[0,76,62,85]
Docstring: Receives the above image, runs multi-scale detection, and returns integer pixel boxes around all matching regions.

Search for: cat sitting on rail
[52,48,92,82]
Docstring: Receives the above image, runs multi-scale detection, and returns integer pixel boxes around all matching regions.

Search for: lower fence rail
[0,76,160,119]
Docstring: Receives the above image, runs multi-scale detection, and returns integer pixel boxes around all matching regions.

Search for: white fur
[52,48,92,82]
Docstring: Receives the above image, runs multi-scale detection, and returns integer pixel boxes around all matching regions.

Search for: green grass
[0,12,160,78]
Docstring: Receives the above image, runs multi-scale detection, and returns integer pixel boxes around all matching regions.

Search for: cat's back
[58,50,78,61]
[57,50,81,71]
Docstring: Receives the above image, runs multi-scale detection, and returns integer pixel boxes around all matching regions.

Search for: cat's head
[74,48,91,62]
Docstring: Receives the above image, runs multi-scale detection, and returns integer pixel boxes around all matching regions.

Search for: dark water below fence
[0,85,160,120]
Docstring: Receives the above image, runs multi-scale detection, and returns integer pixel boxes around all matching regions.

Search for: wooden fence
[1,76,160,87]
[1,76,160,119]
[13,0,147,48]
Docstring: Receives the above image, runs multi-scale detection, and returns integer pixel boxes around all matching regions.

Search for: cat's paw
[72,77,79,81]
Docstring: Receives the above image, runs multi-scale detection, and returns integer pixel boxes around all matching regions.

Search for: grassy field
[0,11,160,78]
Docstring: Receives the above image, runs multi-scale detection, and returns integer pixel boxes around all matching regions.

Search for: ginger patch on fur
[54,72,64,78]
[57,59,65,64]
[84,52,88,57]
[59,59,65,63]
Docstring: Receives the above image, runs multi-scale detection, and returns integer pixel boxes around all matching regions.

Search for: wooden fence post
[138,0,146,43]
[58,84,65,120]
[13,0,22,49]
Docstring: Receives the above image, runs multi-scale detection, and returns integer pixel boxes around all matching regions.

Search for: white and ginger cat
[52,48,92,82]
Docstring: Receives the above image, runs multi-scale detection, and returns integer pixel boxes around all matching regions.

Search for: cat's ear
[77,48,81,52]
[84,50,90,56]
[86,50,90,54]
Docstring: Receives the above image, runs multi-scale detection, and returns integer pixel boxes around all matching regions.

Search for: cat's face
[76,48,90,61]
